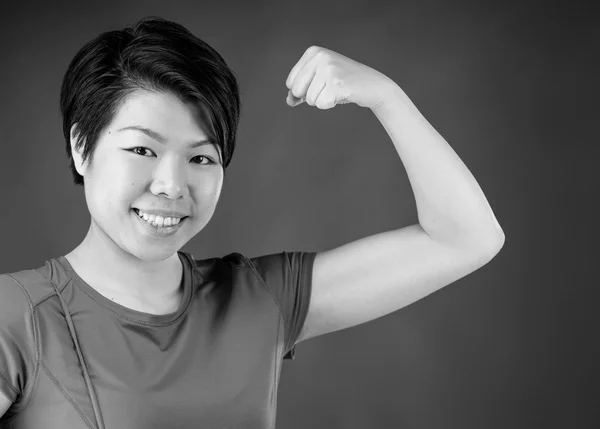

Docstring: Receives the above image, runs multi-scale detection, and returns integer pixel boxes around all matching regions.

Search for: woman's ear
[70,123,87,177]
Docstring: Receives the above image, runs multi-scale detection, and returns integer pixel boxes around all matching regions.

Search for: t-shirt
[0,250,317,429]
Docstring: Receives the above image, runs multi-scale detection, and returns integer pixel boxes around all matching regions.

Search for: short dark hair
[60,16,241,186]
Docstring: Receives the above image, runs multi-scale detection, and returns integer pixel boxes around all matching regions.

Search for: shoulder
[186,251,269,280]
[185,252,249,283]
[185,250,316,295]
[0,273,34,318]
[184,251,264,299]
[186,250,314,294]
[229,251,316,284]
[0,264,57,312]
[0,268,46,340]
[0,268,52,331]
[212,251,313,281]
[0,258,64,325]
[0,271,42,407]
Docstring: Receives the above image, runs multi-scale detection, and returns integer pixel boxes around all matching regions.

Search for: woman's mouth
[132,208,188,236]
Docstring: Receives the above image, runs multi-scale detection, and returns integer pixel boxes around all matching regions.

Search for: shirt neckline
[55,251,194,326]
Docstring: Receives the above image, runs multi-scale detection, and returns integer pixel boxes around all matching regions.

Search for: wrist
[372,82,416,120]
[372,80,409,113]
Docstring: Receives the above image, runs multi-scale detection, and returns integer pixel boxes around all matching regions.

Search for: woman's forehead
[113,89,217,141]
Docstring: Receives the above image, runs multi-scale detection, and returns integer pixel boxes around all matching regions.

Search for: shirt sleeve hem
[238,251,317,360]
[283,251,317,358]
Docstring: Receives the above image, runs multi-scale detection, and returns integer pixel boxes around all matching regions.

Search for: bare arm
[0,390,12,417]
[285,46,505,343]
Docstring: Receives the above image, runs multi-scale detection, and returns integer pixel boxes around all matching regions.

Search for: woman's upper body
[0,249,316,428]
[1,14,506,429]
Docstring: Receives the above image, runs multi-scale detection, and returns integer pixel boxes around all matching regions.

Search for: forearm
[372,82,505,250]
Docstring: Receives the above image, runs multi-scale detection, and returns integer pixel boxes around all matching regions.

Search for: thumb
[287,89,304,107]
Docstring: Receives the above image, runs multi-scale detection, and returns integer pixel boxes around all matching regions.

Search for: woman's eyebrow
[116,125,216,148]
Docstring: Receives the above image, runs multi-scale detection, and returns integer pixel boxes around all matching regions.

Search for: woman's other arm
[0,390,12,417]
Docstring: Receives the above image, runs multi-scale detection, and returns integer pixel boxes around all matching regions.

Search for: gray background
[0,0,597,428]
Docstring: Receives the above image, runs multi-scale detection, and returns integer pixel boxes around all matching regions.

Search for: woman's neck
[64,225,184,314]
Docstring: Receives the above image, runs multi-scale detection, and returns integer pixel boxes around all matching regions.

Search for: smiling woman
[68,89,225,259]
[0,12,504,429]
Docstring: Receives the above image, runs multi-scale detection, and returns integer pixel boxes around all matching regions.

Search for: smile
[132,208,188,237]
[133,208,185,227]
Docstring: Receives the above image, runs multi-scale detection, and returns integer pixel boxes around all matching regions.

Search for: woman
[0,16,505,428]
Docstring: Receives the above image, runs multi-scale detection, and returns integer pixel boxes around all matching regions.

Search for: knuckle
[308,45,321,54]
[333,76,344,86]
[316,50,330,62]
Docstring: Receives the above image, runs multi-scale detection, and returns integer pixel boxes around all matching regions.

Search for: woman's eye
[191,155,214,165]
[129,147,213,165]
[131,147,153,157]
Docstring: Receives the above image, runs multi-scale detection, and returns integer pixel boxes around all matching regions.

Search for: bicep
[0,389,12,417]
[297,223,502,343]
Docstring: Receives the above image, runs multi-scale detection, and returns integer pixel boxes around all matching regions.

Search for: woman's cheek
[199,170,224,199]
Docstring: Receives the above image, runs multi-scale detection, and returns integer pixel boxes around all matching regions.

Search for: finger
[305,69,327,106]
[315,84,337,110]
[289,55,318,99]
[286,90,305,107]
[285,46,321,89]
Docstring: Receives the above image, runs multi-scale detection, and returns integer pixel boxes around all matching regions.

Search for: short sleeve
[247,251,317,360]
[0,274,37,404]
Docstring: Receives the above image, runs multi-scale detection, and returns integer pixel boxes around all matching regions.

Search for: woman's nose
[150,157,188,199]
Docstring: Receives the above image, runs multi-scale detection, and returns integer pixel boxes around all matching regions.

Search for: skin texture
[0,395,9,418]
[65,89,224,313]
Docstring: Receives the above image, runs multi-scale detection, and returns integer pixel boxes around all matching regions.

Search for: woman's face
[71,89,224,262]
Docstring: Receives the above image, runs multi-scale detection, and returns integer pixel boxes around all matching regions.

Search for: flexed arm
[284,46,505,343]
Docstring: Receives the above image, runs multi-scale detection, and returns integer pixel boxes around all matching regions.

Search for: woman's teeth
[134,209,182,227]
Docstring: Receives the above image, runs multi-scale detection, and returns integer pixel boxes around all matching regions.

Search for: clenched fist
[285,45,397,111]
